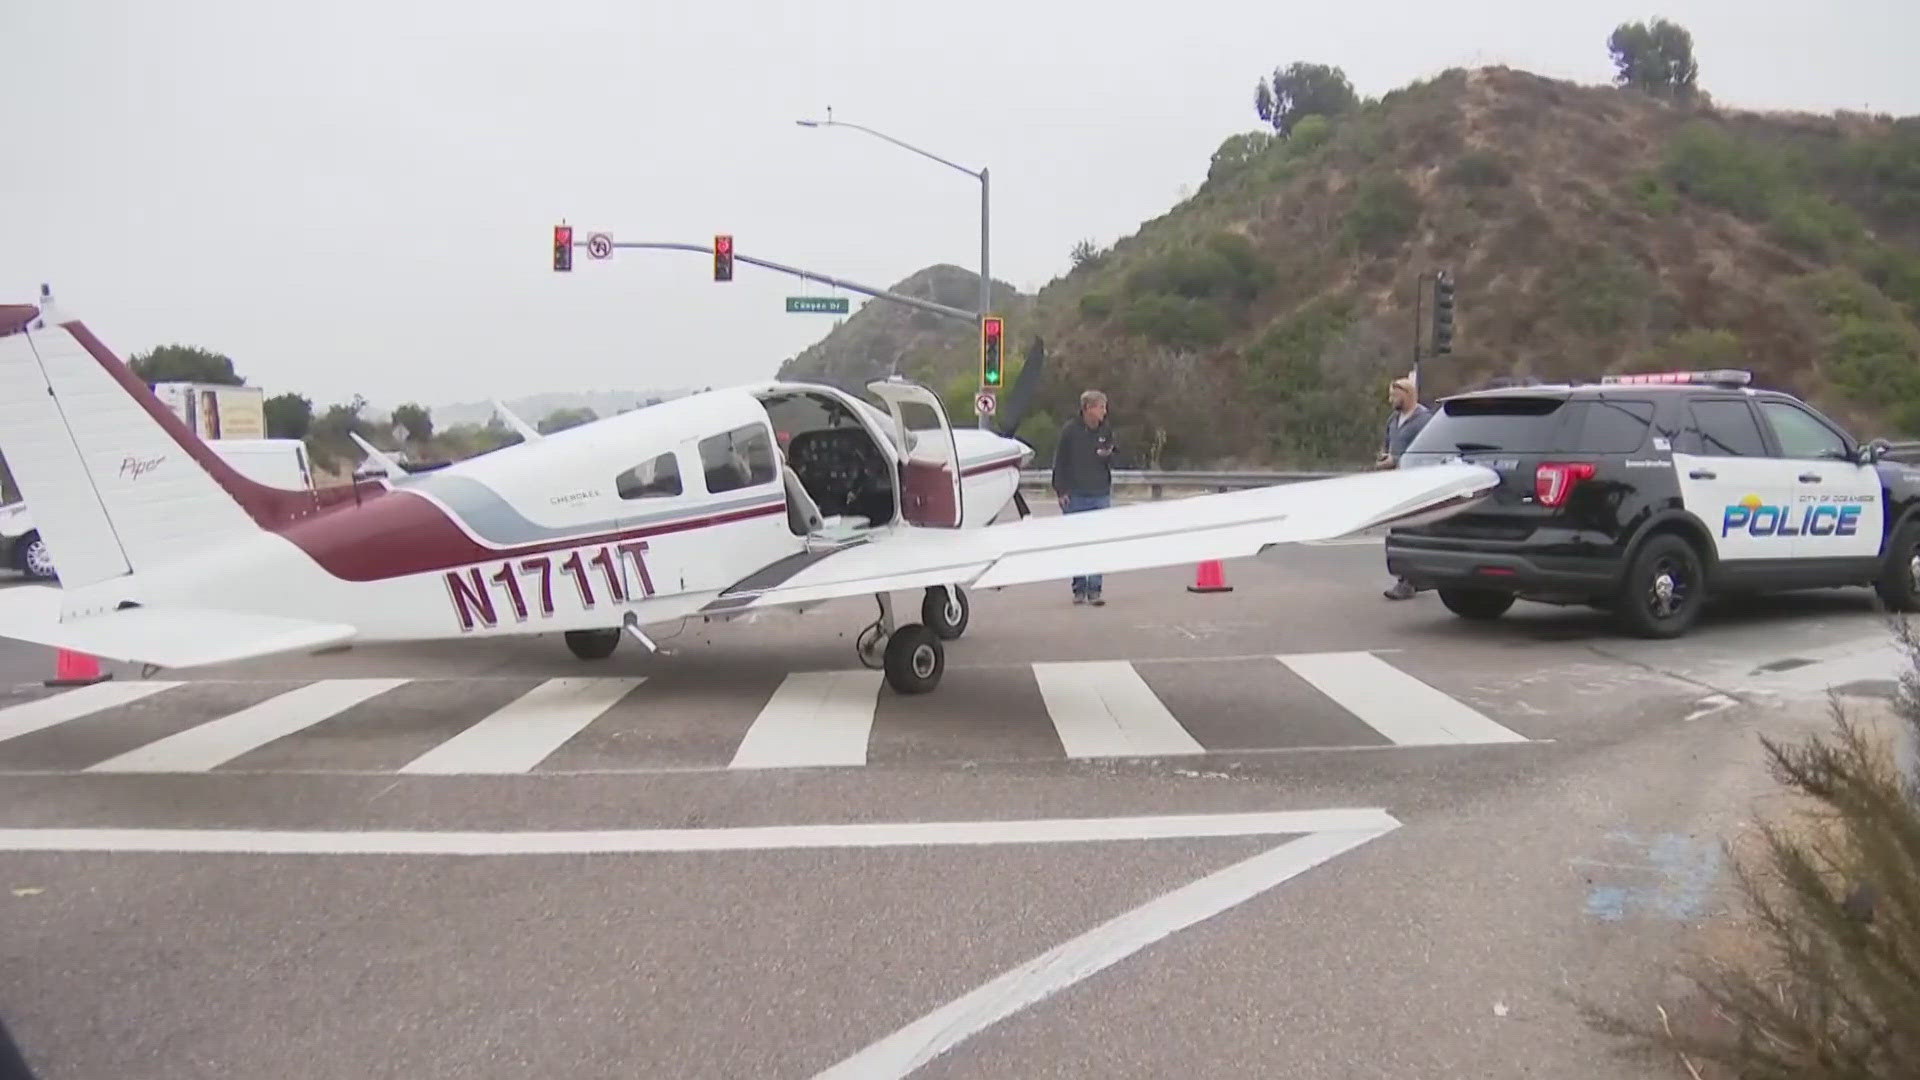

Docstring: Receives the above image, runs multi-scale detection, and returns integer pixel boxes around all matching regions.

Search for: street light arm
[801,118,981,180]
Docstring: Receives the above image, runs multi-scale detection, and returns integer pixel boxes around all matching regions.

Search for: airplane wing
[0,585,356,669]
[702,463,1498,613]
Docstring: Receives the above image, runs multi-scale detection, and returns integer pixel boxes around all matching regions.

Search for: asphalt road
[0,542,1905,1079]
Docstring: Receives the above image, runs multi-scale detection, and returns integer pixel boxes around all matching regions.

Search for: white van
[2,438,313,581]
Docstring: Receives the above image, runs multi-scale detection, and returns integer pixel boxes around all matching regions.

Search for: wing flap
[0,586,356,669]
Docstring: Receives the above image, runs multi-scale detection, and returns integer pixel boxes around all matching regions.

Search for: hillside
[775,264,1027,391]
[778,65,1920,469]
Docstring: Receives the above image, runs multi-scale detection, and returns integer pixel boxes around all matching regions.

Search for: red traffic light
[555,225,573,244]
[553,225,573,272]
[715,234,732,254]
[983,316,1003,340]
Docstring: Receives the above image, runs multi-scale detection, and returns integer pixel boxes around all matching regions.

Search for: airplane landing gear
[883,624,943,694]
[922,585,969,641]
[854,592,944,693]
[565,628,621,660]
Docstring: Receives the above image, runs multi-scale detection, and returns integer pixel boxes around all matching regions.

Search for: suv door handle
[1799,473,1821,483]
[1689,469,1716,480]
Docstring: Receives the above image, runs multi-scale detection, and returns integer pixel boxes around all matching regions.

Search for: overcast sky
[2,0,1915,414]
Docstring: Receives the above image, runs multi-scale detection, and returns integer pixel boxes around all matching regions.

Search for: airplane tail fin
[0,292,313,590]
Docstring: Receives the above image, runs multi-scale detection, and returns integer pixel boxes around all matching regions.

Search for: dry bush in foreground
[1597,619,1920,1078]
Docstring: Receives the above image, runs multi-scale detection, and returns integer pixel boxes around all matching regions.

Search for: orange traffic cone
[45,648,111,688]
[1187,559,1233,593]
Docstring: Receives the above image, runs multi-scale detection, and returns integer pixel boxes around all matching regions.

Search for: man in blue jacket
[1051,389,1116,605]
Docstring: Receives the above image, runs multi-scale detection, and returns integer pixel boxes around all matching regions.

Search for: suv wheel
[1873,516,1920,612]
[16,531,54,582]
[1615,534,1704,639]
[1437,588,1515,621]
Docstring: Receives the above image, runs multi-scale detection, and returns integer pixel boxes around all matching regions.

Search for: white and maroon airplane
[0,292,1499,694]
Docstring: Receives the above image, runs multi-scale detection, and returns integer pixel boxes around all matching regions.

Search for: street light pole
[797,111,993,428]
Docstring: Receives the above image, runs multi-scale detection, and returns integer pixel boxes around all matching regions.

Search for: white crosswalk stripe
[1278,652,1528,745]
[0,681,183,744]
[0,652,1535,775]
[401,677,646,774]
[86,679,408,773]
[730,671,883,769]
[1032,660,1205,758]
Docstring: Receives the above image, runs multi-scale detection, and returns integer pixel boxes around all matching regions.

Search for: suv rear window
[1573,398,1655,452]
[1406,397,1569,454]
[1406,396,1654,455]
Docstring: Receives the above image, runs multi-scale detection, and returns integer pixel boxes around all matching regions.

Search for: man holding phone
[1051,389,1116,606]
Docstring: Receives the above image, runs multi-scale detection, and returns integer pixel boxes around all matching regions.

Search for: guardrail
[1017,468,1354,499]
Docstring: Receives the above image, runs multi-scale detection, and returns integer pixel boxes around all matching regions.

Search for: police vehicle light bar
[1600,369,1752,387]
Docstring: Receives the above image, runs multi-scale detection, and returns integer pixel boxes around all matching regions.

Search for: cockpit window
[616,452,682,500]
[698,424,778,493]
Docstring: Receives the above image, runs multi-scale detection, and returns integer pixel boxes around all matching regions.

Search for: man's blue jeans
[1062,492,1111,596]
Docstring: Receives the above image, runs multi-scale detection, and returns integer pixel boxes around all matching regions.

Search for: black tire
[883,623,944,695]
[14,531,54,582]
[565,628,621,660]
[1613,533,1706,639]
[1437,588,1515,621]
[922,586,970,640]
[1874,516,1920,612]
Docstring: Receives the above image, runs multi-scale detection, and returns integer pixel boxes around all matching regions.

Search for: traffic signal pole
[578,237,978,324]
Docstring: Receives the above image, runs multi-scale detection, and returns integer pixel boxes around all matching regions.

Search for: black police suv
[1383,369,1920,638]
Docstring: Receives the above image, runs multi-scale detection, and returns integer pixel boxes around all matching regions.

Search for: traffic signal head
[1431,270,1455,356]
[553,225,573,273]
[980,316,1004,388]
[714,234,733,282]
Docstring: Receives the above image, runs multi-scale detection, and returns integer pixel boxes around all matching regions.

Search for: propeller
[994,334,1047,440]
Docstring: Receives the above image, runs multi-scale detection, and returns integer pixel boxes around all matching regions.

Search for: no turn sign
[586,233,613,259]
[975,391,996,417]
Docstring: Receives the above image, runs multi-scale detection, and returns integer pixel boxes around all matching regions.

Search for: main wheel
[1613,534,1705,639]
[565,628,622,660]
[922,585,970,640]
[1874,516,1920,612]
[1437,587,1515,621]
[15,531,54,582]
[883,623,944,694]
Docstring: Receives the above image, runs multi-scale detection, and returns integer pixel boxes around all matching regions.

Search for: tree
[391,403,434,443]
[1207,131,1277,184]
[128,344,243,386]
[263,393,313,440]
[537,407,597,434]
[1608,18,1699,99]
[1254,63,1359,138]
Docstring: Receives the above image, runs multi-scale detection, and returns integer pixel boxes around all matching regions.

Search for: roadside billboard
[153,382,266,440]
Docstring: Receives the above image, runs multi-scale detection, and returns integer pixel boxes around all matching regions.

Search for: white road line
[728,670,884,769]
[1032,660,1204,757]
[85,679,408,773]
[399,677,644,775]
[0,808,1401,855]
[813,824,1397,1079]
[1278,652,1527,745]
[0,681,182,744]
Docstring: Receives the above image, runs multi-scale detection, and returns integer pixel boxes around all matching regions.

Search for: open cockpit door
[866,379,963,528]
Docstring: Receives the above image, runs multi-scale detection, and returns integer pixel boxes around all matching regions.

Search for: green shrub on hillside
[1663,120,1791,220]
[1656,328,1745,368]
[1769,192,1867,258]
[1343,175,1421,252]
[1445,150,1514,188]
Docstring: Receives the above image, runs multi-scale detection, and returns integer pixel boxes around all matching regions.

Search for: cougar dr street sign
[786,296,849,314]
[586,233,613,259]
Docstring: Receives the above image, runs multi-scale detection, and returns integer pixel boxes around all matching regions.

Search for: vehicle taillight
[1535,462,1596,507]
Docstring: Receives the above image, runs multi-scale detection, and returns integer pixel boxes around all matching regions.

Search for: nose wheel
[853,592,946,693]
